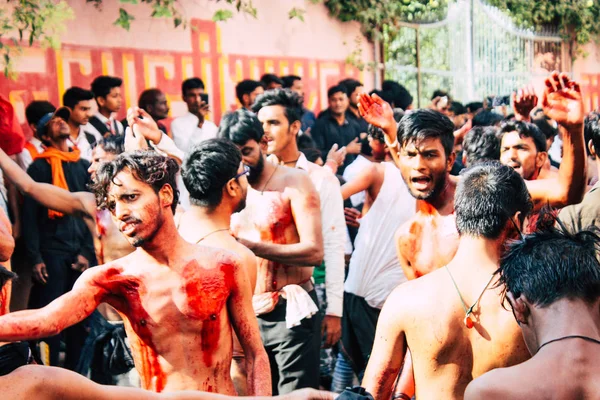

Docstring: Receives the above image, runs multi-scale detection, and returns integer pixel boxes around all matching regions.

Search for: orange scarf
[35,147,81,219]
[24,141,40,158]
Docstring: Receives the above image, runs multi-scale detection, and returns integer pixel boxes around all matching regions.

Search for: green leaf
[212,9,234,22]
[288,7,306,21]
[174,17,183,28]
[114,8,135,30]
[119,0,138,3]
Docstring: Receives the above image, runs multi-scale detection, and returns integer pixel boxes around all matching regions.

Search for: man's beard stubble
[408,171,448,202]
[247,152,265,185]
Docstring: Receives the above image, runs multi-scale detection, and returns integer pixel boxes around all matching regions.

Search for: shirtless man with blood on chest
[0,151,270,395]
[357,71,586,280]
[218,109,325,395]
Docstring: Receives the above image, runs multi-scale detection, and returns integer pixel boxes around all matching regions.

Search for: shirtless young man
[219,109,325,395]
[357,71,587,279]
[0,151,270,395]
[465,224,600,399]
[362,162,533,400]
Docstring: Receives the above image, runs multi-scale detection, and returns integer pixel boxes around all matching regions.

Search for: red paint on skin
[180,259,234,366]
[96,267,167,392]
[0,285,9,316]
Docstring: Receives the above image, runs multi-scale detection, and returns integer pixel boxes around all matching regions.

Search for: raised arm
[357,93,401,166]
[0,148,95,220]
[0,266,108,341]
[362,285,410,400]
[226,256,271,396]
[240,173,324,266]
[0,208,14,262]
[126,107,184,164]
[525,72,586,209]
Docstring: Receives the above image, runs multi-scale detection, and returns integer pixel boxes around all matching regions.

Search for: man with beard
[0,151,271,395]
[219,109,324,395]
[22,107,96,368]
[498,121,550,181]
[363,162,532,399]
[464,224,600,400]
[357,71,586,279]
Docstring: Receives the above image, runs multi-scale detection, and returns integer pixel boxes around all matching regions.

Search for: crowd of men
[0,68,597,400]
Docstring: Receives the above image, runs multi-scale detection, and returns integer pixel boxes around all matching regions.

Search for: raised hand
[357,92,395,132]
[326,143,346,167]
[542,71,584,129]
[124,126,148,153]
[512,85,538,121]
[126,107,162,143]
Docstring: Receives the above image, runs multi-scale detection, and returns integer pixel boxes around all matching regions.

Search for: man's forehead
[502,131,530,145]
[107,171,144,194]
[402,137,444,151]
[258,105,285,120]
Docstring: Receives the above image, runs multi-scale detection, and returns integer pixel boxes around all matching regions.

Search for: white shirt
[345,162,416,309]
[84,112,124,139]
[171,112,218,152]
[343,155,371,207]
[270,153,346,317]
[17,138,44,171]
[69,127,97,161]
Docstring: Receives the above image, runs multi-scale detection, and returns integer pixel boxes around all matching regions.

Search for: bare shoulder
[74,260,129,288]
[192,243,244,270]
[465,367,533,400]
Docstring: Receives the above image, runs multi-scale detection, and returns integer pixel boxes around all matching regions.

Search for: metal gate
[384,0,569,107]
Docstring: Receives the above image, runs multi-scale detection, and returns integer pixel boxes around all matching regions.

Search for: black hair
[584,111,600,157]
[338,78,363,96]
[369,110,404,143]
[455,161,532,239]
[431,89,449,100]
[90,76,122,99]
[0,265,17,291]
[235,80,264,104]
[301,147,322,164]
[281,75,301,89]
[532,114,558,141]
[465,102,484,113]
[297,133,317,150]
[218,109,264,145]
[396,109,455,158]
[327,85,347,99]
[138,88,163,111]
[499,221,600,307]
[90,150,180,213]
[63,87,94,110]
[97,134,125,155]
[260,73,284,88]
[472,110,503,127]
[182,138,242,209]
[450,101,466,116]
[498,120,547,152]
[382,80,413,110]
[25,101,56,126]
[369,89,395,106]
[181,77,205,96]
[462,126,501,166]
[251,89,303,125]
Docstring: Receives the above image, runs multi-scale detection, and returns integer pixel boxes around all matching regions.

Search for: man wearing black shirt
[311,85,362,173]
[23,107,95,369]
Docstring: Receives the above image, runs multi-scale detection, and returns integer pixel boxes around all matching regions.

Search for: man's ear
[535,151,548,169]
[96,97,106,109]
[588,139,596,159]
[259,135,268,152]
[507,292,530,325]
[446,151,456,172]
[225,178,238,197]
[159,184,175,211]
[290,120,302,137]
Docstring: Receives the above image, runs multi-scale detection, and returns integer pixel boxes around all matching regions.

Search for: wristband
[384,134,399,150]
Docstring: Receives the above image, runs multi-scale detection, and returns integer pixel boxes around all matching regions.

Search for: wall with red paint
[1,0,374,140]
[574,43,600,113]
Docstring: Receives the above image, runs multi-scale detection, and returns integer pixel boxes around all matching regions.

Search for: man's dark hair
[63,87,94,110]
[338,78,363,96]
[450,101,466,116]
[472,110,503,127]
[499,223,600,307]
[532,114,558,141]
[218,109,264,145]
[462,126,500,166]
[25,101,56,126]
[251,89,303,125]
[431,89,449,100]
[97,134,125,155]
[297,133,317,150]
[138,89,162,111]
[369,89,395,106]
[90,76,122,99]
[584,110,600,157]
[235,80,263,104]
[90,150,180,213]
[499,120,547,152]
[182,139,242,209]
[260,73,283,88]
[281,75,301,89]
[455,161,532,239]
[327,85,348,99]
[397,109,455,158]
[369,111,404,143]
[382,80,413,110]
[0,265,17,291]
[465,102,484,114]
[301,147,322,163]
[181,77,205,96]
